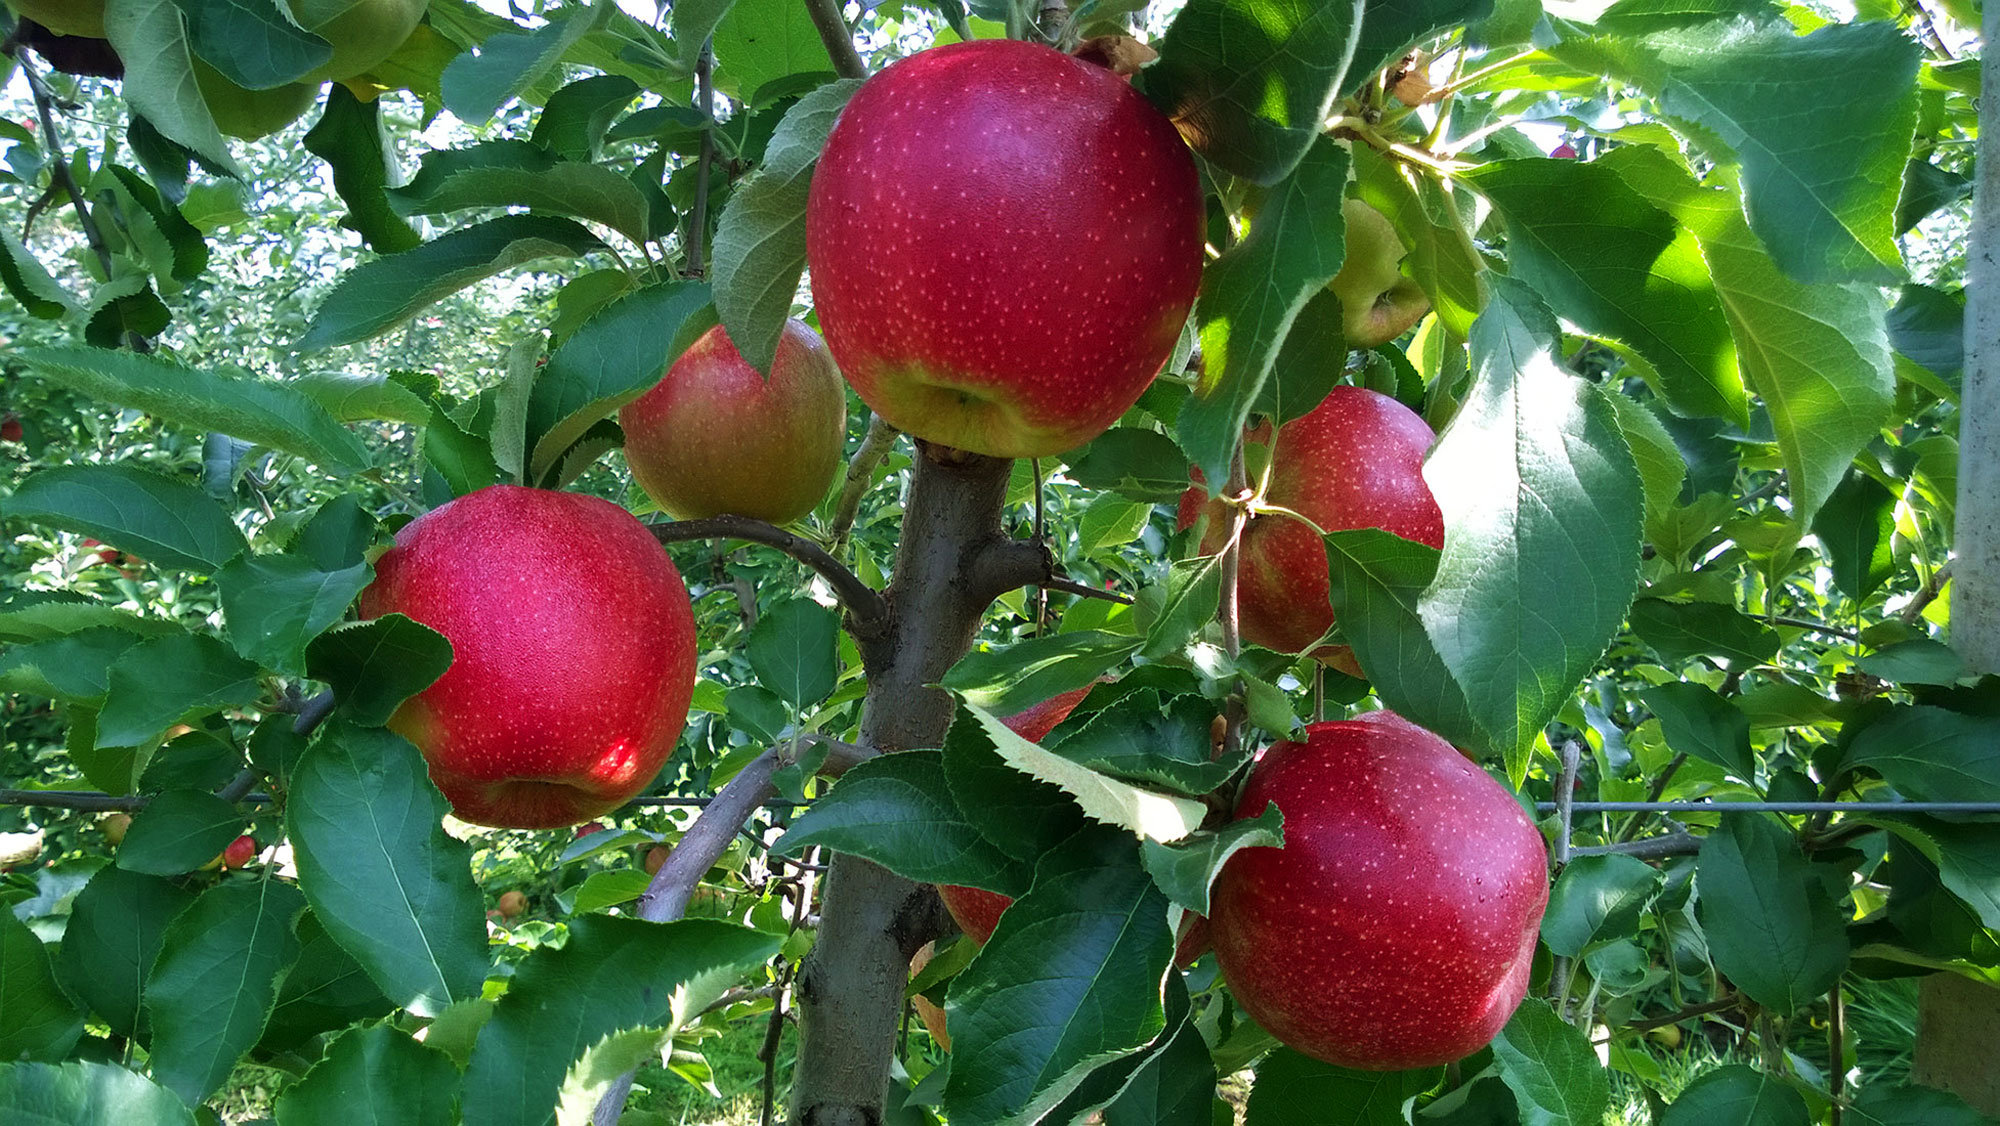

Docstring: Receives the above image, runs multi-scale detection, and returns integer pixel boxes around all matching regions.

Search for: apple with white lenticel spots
[1208,711,1548,1070]
[806,38,1204,459]
[1177,385,1443,676]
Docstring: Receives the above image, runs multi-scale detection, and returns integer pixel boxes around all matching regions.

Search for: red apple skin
[1,415,22,443]
[1178,386,1443,676]
[936,682,1100,941]
[1208,712,1548,1070]
[359,485,698,830]
[806,39,1204,459]
[620,320,846,525]
[222,835,256,869]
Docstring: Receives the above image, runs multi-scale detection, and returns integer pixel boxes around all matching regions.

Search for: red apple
[0,415,22,443]
[1208,712,1548,1070]
[221,834,257,869]
[496,889,528,919]
[574,821,608,839]
[1550,141,1580,159]
[806,38,1203,459]
[1178,386,1442,677]
[937,682,1099,942]
[358,485,698,829]
[644,845,669,875]
[619,319,846,525]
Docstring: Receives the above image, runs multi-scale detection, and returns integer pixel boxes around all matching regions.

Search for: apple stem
[1216,446,1251,760]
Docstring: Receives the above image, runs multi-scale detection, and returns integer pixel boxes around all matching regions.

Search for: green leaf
[0,628,150,702]
[1103,981,1221,1126]
[1462,158,1742,424]
[1811,471,1896,601]
[1143,0,1365,184]
[303,85,422,254]
[1599,389,1687,533]
[1540,854,1664,957]
[288,723,490,1017]
[291,371,434,426]
[1696,814,1848,1014]
[1350,144,1486,337]
[523,281,713,482]
[1854,640,1969,687]
[1628,598,1780,668]
[1421,276,1643,777]
[0,1062,196,1126]
[3,464,248,572]
[666,0,740,72]
[1142,555,1224,660]
[1545,18,1918,285]
[216,554,372,677]
[1054,691,1249,798]
[1658,1064,1810,1126]
[173,0,332,87]
[942,630,1141,717]
[967,702,1206,844]
[114,789,243,876]
[1140,803,1283,916]
[389,140,654,246]
[1066,429,1196,504]
[305,615,454,728]
[772,751,1025,893]
[1321,528,1477,749]
[1491,998,1611,1126]
[1244,1048,1437,1124]
[713,80,862,373]
[1640,681,1754,780]
[1848,1082,1995,1126]
[747,597,839,709]
[272,1024,459,1126]
[104,0,241,178]
[554,1027,670,1126]
[1177,138,1352,488]
[300,215,606,350]
[96,633,260,750]
[55,866,196,1038]
[146,880,307,1104]
[1842,706,2000,804]
[260,911,396,1052]
[441,7,616,124]
[944,827,1172,1125]
[459,917,782,1126]
[0,227,80,319]
[1604,146,1895,522]
[1078,495,1154,556]
[942,707,1090,864]
[0,912,83,1061]
[531,74,641,162]
[1349,0,1494,91]
[1859,815,2000,935]
[711,0,835,105]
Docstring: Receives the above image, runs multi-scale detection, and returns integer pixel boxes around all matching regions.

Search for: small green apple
[1329,199,1430,349]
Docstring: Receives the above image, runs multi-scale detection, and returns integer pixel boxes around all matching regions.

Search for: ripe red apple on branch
[620,320,846,525]
[359,485,698,830]
[807,38,1204,459]
[1179,385,1443,675]
[1209,711,1548,1070]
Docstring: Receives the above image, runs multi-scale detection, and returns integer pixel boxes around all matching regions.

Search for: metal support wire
[1533,801,2000,815]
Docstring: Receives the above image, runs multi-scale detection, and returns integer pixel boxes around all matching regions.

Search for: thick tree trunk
[791,443,1020,1124]
[1914,0,2000,1109]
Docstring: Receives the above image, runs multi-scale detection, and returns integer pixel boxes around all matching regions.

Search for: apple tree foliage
[0,0,1994,1123]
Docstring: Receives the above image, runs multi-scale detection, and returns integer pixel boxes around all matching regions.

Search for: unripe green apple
[101,812,132,846]
[192,61,318,141]
[619,320,846,525]
[286,0,426,83]
[1178,386,1443,676]
[5,0,104,38]
[358,485,698,830]
[1209,712,1548,1070]
[807,38,1204,459]
[1329,199,1430,349]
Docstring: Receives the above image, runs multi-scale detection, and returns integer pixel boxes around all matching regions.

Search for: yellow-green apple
[806,38,1203,459]
[101,812,132,846]
[286,0,426,82]
[1330,199,1430,348]
[358,485,698,829]
[935,682,1098,942]
[1208,711,1548,1070]
[619,320,845,525]
[192,61,318,141]
[5,0,104,37]
[1178,385,1442,676]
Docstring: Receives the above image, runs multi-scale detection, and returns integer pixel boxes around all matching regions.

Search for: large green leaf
[1811,471,1897,601]
[441,6,617,124]
[1545,17,1917,285]
[299,215,607,350]
[523,280,713,482]
[389,141,654,246]
[772,750,1026,893]
[172,0,330,88]
[941,630,1141,718]
[1858,815,2000,935]
[272,1025,459,1126]
[968,702,1205,845]
[215,554,373,676]
[942,706,1091,864]
[3,464,247,572]
[1244,1049,1438,1124]
[1420,276,1644,779]
[711,0,834,105]
[459,917,781,1126]
[96,633,261,750]
[1321,528,1477,750]
[1842,706,2000,804]
[1659,1064,1810,1126]
[1462,158,1742,424]
[288,723,489,1018]
[0,227,80,320]
[1640,681,1754,780]
[113,789,244,876]
[145,880,307,1104]
[1604,146,1894,522]
[0,1062,196,1126]
[1696,814,1848,1014]
[1491,998,1610,1126]
[55,866,196,1038]
[712,80,862,373]
[0,912,83,1062]
[944,827,1172,1125]
[1143,0,1365,184]
[1177,138,1352,488]
[1541,854,1664,957]
[303,85,422,254]
[305,615,454,728]
[104,0,241,177]
[746,597,839,709]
